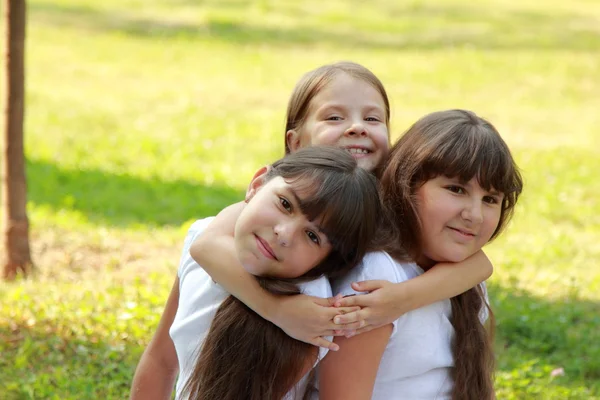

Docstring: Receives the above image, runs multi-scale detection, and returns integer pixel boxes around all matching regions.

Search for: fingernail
[331,345,339,352]
[345,332,355,338]
[334,316,341,324]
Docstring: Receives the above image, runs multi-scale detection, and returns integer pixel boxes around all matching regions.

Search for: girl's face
[286,73,389,173]
[234,171,333,278]
[415,175,504,268]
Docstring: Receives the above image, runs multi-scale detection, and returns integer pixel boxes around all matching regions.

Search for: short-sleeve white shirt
[331,251,456,400]
[169,218,331,399]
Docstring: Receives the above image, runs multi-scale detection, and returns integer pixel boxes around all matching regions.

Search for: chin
[240,260,266,277]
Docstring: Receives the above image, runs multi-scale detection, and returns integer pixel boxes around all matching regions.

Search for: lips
[255,234,277,260]
[448,227,476,238]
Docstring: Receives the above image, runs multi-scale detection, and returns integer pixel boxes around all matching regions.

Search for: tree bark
[3,0,32,280]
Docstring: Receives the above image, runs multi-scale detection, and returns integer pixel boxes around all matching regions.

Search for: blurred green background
[1,0,599,398]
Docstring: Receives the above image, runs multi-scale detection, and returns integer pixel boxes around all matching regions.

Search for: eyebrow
[286,186,328,236]
[318,103,384,113]
[459,179,502,196]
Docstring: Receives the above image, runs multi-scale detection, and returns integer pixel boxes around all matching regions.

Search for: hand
[332,280,407,337]
[271,294,360,351]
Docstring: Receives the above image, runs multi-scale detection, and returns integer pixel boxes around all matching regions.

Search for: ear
[286,129,302,153]
[245,165,270,202]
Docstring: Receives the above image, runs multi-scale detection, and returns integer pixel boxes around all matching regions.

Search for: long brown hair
[182,146,381,400]
[378,110,523,399]
[284,61,391,155]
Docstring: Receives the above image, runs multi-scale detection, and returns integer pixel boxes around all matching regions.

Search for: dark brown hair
[378,109,523,399]
[284,61,391,155]
[182,146,381,400]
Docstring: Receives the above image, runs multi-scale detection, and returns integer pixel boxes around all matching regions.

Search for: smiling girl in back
[130,146,380,399]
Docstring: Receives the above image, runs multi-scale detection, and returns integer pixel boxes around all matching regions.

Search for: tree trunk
[2,0,32,280]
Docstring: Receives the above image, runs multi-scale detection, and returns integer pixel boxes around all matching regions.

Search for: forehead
[265,176,313,198]
[431,175,503,194]
[309,73,386,111]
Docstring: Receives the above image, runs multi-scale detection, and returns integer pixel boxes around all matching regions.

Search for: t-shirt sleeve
[177,218,214,280]
[331,252,406,297]
[331,251,410,337]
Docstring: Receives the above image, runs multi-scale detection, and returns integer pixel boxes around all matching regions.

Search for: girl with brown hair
[190,62,497,353]
[131,146,381,400]
[319,109,523,399]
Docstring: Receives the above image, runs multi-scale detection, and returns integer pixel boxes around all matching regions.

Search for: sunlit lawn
[1,0,599,398]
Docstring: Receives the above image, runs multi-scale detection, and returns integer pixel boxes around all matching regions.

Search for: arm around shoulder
[393,249,493,312]
[130,277,180,400]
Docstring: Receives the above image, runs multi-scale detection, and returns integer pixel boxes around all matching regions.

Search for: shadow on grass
[30,0,600,51]
[27,158,243,228]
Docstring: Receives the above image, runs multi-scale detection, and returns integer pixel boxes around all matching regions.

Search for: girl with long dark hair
[131,146,381,399]
[319,109,523,399]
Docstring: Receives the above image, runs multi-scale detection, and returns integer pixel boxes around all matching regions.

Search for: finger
[334,306,361,315]
[310,336,339,352]
[334,295,364,308]
[353,324,376,335]
[315,294,343,307]
[333,310,368,325]
[336,321,363,330]
[351,280,386,292]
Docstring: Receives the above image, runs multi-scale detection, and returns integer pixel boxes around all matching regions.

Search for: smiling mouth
[344,147,372,156]
[255,235,278,260]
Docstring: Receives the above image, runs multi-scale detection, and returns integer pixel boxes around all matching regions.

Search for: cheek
[482,209,502,238]
[311,129,339,146]
[373,129,390,151]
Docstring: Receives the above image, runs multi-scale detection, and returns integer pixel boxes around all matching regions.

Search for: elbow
[189,236,206,263]
[482,261,493,281]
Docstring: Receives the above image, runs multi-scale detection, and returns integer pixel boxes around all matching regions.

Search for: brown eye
[446,185,465,194]
[483,196,499,205]
[279,197,292,212]
[307,230,320,245]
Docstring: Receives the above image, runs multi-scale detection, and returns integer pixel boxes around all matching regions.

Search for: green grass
[1,0,599,398]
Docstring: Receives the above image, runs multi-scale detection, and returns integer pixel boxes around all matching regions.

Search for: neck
[416,255,435,271]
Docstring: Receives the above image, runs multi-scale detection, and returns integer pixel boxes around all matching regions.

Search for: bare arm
[319,324,393,400]
[334,250,492,334]
[189,204,357,350]
[130,277,180,400]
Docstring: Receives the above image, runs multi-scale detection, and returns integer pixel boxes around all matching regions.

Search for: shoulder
[298,276,333,299]
[331,252,412,297]
[186,217,215,241]
[178,217,215,277]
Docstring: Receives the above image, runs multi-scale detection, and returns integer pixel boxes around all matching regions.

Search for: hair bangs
[286,170,377,259]
[421,123,521,198]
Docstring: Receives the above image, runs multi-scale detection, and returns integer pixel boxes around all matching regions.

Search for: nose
[461,200,484,225]
[273,221,297,247]
[344,120,367,137]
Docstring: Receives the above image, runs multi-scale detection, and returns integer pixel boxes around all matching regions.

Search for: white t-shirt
[331,251,462,400]
[169,218,331,399]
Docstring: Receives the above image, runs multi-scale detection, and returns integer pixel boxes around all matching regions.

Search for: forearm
[190,235,278,321]
[130,351,178,400]
[400,250,493,311]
